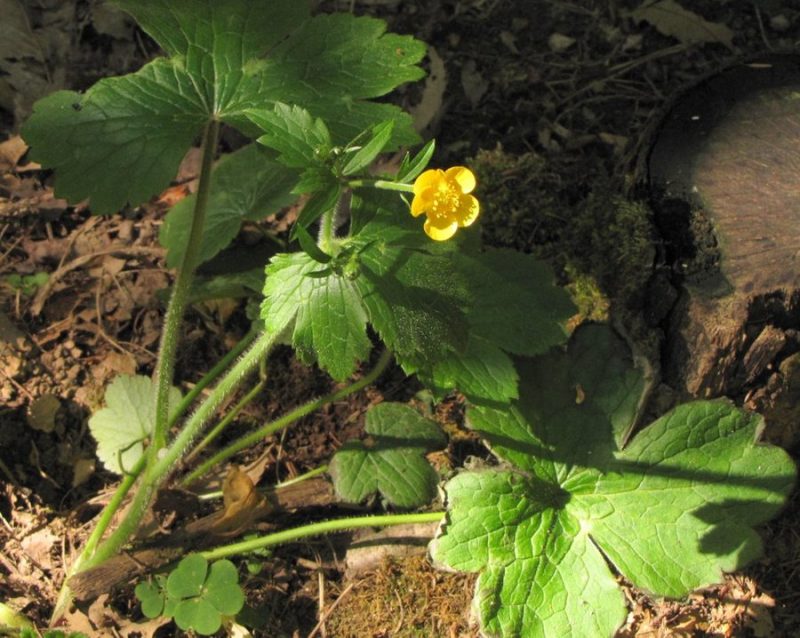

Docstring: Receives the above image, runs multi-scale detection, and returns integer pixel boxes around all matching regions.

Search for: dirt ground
[2,0,800,636]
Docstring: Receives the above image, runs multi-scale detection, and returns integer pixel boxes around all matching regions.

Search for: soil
[2,0,800,637]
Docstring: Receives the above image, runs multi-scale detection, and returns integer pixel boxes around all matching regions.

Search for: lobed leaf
[88,374,182,475]
[329,402,446,508]
[432,324,796,638]
[262,252,371,380]
[22,1,424,213]
[160,144,297,268]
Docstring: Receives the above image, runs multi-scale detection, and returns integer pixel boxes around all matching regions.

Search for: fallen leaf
[460,59,489,109]
[629,0,734,48]
[26,393,60,433]
[72,457,95,488]
[20,526,58,571]
[410,46,446,133]
[0,136,28,172]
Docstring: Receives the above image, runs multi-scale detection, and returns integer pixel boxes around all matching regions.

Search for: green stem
[201,512,444,561]
[186,377,266,463]
[318,206,335,253]
[348,179,414,193]
[276,464,328,488]
[181,349,392,486]
[54,328,255,618]
[151,119,221,453]
[72,329,279,580]
[170,328,257,428]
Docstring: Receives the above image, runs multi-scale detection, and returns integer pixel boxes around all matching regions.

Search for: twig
[307,582,355,638]
[30,245,165,316]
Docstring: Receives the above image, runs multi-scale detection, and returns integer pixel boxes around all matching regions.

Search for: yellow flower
[410,167,479,241]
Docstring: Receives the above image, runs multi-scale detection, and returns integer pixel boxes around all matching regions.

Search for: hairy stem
[170,327,256,428]
[185,376,266,463]
[348,179,414,192]
[182,349,393,486]
[151,119,220,453]
[201,511,444,561]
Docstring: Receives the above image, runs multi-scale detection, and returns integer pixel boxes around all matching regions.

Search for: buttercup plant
[16,0,796,636]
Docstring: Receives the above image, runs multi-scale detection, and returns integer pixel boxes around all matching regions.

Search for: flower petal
[411,191,432,217]
[413,169,443,195]
[445,166,476,194]
[455,194,480,227]
[424,218,458,241]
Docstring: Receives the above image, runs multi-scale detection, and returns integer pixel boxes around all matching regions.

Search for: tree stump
[649,55,800,445]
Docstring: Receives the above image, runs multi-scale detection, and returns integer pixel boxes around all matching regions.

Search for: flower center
[430,179,460,220]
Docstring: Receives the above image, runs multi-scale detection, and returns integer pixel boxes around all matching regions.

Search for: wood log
[649,55,800,441]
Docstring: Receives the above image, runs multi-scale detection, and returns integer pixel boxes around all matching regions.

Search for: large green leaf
[160,144,297,268]
[88,374,182,475]
[21,1,424,213]
[418,249,575,405]
[261,205,472,379]
[329,402,446,508]
[431,324,796,638]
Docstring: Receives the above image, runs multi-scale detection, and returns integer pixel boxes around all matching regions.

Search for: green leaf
[461,249,574,357]
[21,2,423,213]
[160,144,297,268]
[294,223,332,264]
[135,581,166,619]
[204,559,245,616]
[257,13,425,146]
[397,139,435,182]
[431,324,796,638]
[329,402,446,508]
[174,599,221,636]
[342,120,395,176]
[426,336,519,405]
[88,375,182,475]
[352,212,470,370]
[167,554,208,600]
[250,103,332,169]
[294,184,342,236]
[420,248,575,405]
[262,252,372,380]
[188,267,266,304]
[262,205,471,377]
[431,470,623,638]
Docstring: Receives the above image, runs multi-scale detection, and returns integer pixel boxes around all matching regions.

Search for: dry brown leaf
[410,46,446,133]
[20,526,58,571]
[26,393,60,432]
[0,135,28,172]
[629,0,734,48]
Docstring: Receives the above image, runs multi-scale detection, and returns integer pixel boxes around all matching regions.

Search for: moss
[567,190,655,305]
[473,145,654,306]
[326,556,476,637]
[470,144,565,252]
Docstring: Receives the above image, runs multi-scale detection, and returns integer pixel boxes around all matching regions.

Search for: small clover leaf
[330,402,446,508]
[166,553,207,600]
[137,555,245,636]
[430,324,796,638]
[205,559,246,616]
[134,580,165,619]
[88,375,182,475]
